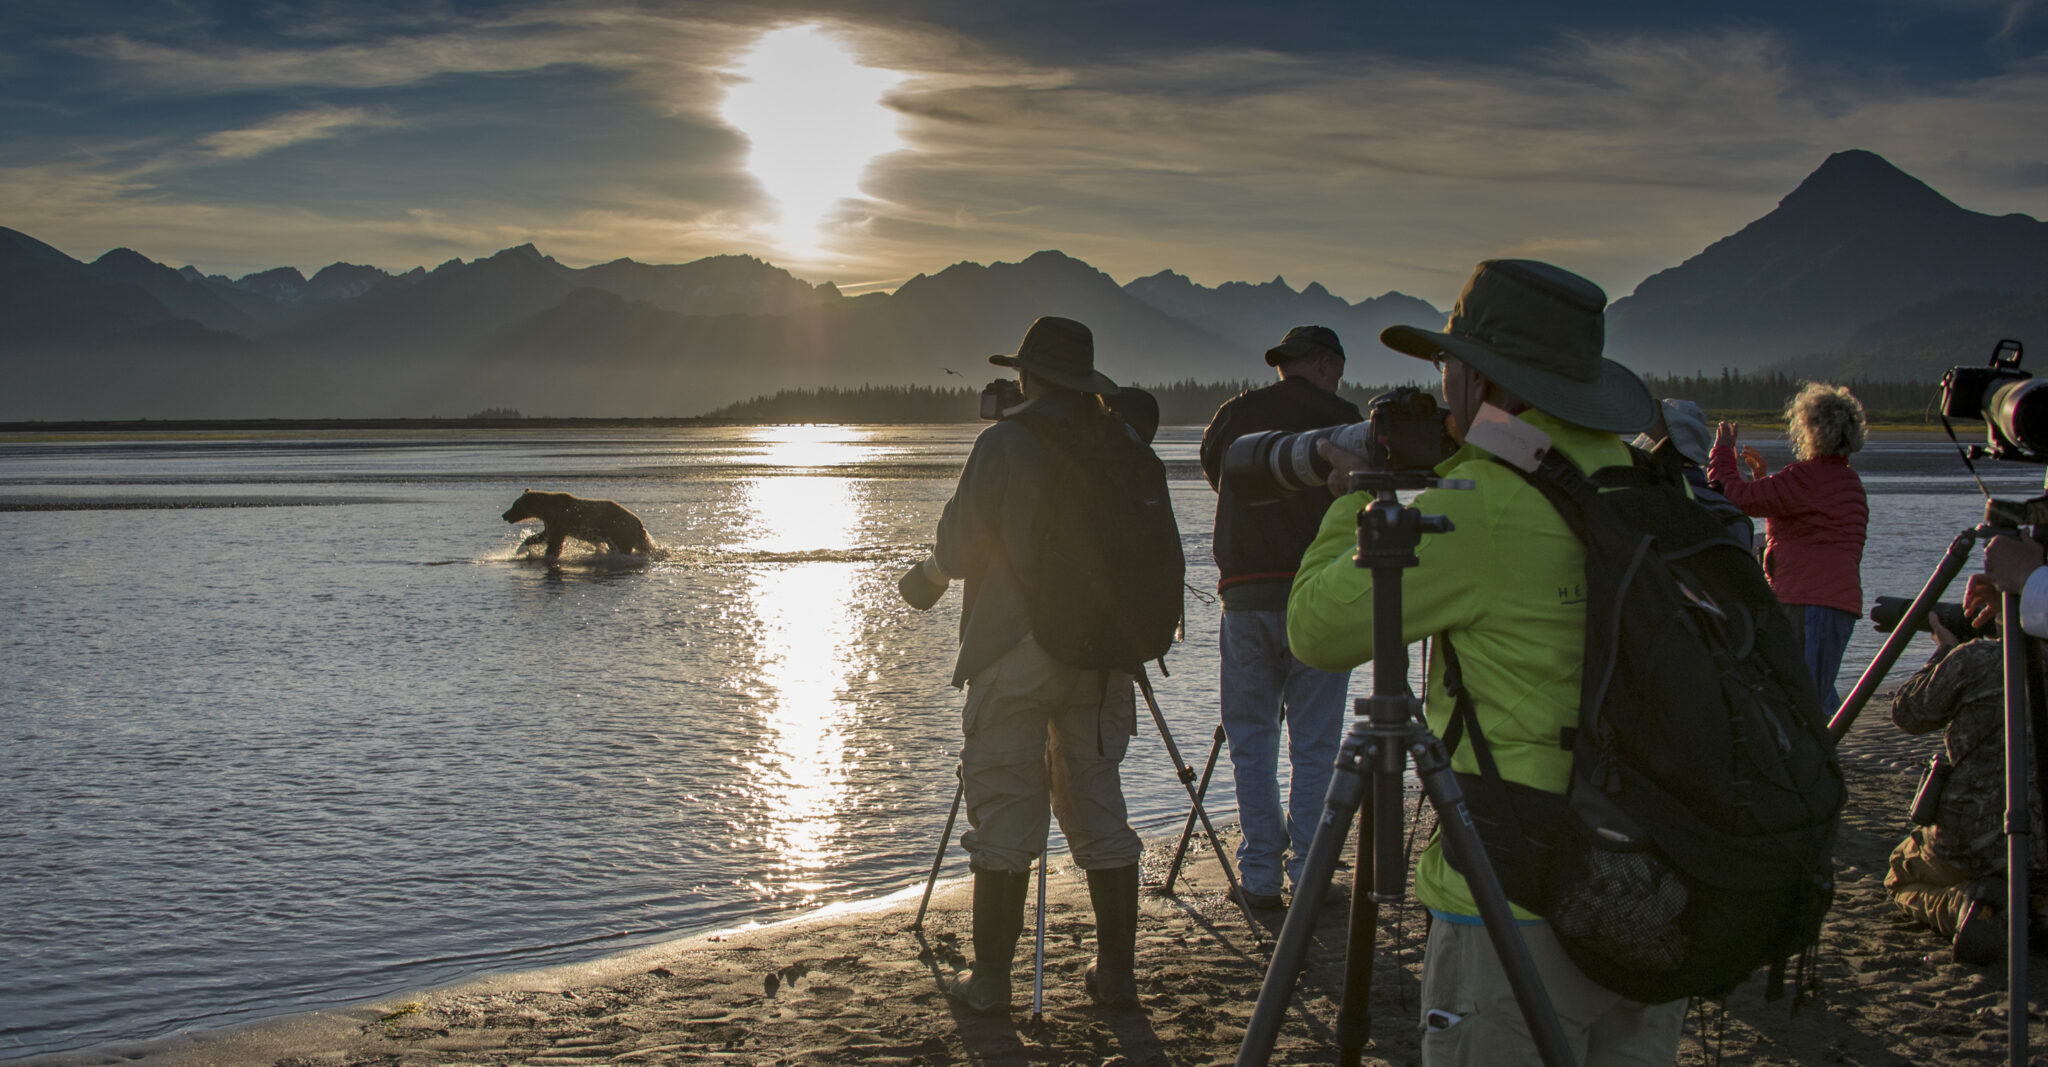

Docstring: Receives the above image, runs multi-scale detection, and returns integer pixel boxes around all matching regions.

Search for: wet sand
[30,700,2048,1067]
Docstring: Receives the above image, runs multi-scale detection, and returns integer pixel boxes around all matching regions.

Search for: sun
[721,24,906,256]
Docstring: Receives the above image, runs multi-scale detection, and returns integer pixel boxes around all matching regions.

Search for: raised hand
[1740,445,1767,481]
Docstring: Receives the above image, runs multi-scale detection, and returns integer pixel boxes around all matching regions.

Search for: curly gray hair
[1786,382,1866,460]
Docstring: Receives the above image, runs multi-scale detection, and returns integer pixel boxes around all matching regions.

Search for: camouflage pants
[1884,826,1980,937]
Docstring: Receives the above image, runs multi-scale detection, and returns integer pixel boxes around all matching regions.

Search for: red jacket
[1708,443,1867,616]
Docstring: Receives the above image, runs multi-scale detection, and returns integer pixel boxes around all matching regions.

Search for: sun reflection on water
[735,447,872,899]
[750,425,879,471]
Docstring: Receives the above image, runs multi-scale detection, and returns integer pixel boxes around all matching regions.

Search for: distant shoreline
[0,417,729,433]
[0,410,1943,434]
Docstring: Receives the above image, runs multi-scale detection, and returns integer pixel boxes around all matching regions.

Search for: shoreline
[23,704,2048,1067]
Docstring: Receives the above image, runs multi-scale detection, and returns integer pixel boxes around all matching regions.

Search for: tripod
[910,662,1262,943]
[1822,501,2045,1067]
[1235,470,1574,1067]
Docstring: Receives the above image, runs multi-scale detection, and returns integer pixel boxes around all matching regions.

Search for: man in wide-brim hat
[916,315,1150,1016]
[1286,261,1686,1065]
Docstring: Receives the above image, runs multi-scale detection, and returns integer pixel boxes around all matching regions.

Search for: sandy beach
[28,705,2048,1067]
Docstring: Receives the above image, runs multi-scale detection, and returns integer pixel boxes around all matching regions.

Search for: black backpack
[1011,410,1185,670]
[1442,448,1843,1005]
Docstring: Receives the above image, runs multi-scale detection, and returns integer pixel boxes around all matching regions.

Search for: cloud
[13,7,2048,305]
[839,27,2048,301]
[197,106,389,159]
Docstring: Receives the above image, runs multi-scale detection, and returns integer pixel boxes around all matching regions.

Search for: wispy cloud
[12,7,2048,304]
[198,106,389,159]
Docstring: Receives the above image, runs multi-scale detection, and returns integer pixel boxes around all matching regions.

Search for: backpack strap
[1436,633,1565,914]
[1438,636,1514,799]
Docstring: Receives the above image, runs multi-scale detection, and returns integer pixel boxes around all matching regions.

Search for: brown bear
[501,490,656,560]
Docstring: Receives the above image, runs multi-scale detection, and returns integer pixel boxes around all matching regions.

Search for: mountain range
[3,148,2044,419]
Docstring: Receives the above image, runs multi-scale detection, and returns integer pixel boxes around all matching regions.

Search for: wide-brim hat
[989,315,1120,395]
[1380,259,1656,434]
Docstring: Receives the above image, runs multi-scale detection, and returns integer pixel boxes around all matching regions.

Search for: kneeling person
[1885,610,2048,963]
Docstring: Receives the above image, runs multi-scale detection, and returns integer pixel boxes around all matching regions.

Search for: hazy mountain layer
[4,147,2043,419]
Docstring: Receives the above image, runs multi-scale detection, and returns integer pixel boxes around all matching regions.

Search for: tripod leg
[1236,725,1369,1065]
[1164,724,1227,895]
[2000,595,2030,1067]
[1032,849,1047,1022]
[1335,764,1378,1066]
[1410,734,1576,1067]
[1136,669,1259,933]
[912,767,966,933]
[1830,527,1978,742]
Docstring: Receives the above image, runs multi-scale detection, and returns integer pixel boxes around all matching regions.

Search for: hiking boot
[1084,864,1141,1009]
[949,867,1030,1014]
[1228,884,1285,911]
[1953,899,2001,966]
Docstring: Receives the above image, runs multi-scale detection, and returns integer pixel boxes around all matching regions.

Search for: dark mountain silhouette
[1123,269,1441,383]
[1771,285,2048,385]
[447,252,1255,415]
[0,229,325,420]
[89,248,275,333]
[1608,149,2048,373]
[304,262,401,301]
[864,250,1244,384]
[231,266,309,304]
[0,227,180,343]
[12,149,2036,419]
[576,254,837,316]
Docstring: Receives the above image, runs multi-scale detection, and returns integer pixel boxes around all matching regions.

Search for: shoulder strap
[1437,634,1521,823]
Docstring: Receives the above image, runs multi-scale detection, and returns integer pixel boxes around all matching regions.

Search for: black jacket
[1199,377,1363,610]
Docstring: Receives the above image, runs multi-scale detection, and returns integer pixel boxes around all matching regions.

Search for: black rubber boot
[950,867,1029,1014]
[1084,864,1141,1009]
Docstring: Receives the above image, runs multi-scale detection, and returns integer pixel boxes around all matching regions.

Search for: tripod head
[1346,469,1471,722]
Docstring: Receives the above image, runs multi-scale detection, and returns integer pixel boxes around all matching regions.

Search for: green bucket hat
[989,316,1120,395]
[1379,259,1656,434]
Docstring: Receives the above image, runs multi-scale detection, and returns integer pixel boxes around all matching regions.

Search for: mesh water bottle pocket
[1549,826,1690,974]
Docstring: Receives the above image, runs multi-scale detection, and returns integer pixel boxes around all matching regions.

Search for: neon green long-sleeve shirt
[1287,409,1631,919]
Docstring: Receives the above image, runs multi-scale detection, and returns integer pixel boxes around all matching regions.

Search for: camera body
[978,378,1024,420]
[1941,339,2046,461]
[1868,594,1991,641]
[1221,386,1456,503]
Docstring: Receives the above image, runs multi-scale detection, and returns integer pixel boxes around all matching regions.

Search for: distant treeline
[706,379,1434,425]
[1639,370,1941,419]
[705,371,1944,425]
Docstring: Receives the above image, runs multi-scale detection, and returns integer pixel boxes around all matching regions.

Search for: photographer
[1198,325,1361,910]
[917,316,1147,1015]
[1885,607,2048,963]
[1288,260,1684,1065]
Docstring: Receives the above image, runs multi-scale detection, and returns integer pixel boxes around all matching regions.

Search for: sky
[3,0,2046,306]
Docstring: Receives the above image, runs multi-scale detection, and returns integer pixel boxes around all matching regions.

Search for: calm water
[0,424,2038,1058]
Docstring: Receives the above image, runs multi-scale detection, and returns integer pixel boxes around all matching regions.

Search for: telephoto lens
[899,557,950,610]
[1220,422,1374,504]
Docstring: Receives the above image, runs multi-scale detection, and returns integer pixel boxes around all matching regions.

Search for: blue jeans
[1801,604,1855,718]
[1220,609,1352,895]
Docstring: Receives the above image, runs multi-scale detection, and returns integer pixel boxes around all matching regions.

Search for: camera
[979,378,1024,420]
[1940,339,2047,461]
[1868,594,1991,640]
[1221,386,1455,503]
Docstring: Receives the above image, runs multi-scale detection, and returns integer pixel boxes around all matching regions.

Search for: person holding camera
[908,315,1149,1015]
[1884,606,2048,963]
[1288,260,1685,1065]
[1197,325,1361,910]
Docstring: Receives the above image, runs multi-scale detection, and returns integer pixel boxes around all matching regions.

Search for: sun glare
[721,24,905,255]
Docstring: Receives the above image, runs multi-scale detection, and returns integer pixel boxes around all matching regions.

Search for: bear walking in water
[501,490,655,560]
